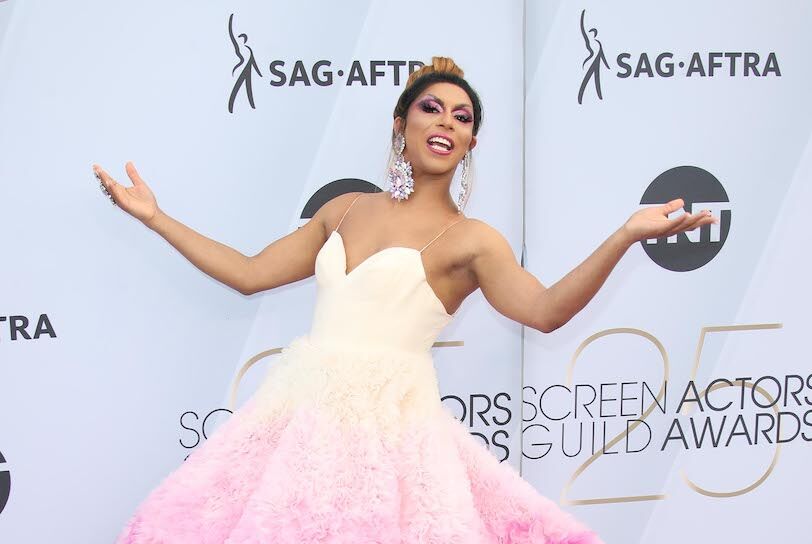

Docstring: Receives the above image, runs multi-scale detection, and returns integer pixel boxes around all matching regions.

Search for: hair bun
[406,56,465,88]
[393,55,483,136]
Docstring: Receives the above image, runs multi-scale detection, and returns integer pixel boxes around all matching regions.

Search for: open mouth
[427,135,454,155]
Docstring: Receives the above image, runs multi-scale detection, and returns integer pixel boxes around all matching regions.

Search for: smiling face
[393,82,478,177]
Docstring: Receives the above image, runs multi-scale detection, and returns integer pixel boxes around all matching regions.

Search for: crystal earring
[387,132,414,201]
[456,151,472,213]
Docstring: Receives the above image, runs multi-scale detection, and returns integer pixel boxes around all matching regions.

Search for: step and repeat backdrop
[0,0,809,543]
[523,1,811,543]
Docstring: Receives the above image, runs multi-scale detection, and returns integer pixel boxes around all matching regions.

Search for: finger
[661,198,685,216]
[125,161,146,187]
[667,210,693,229]
[684,209,716,229]
[686,214,717,231]
[660,212,693,237]
[686,212,711,230]
[93,165,124,201]
[667,213,715,237]
[93,164,115,187]
[675,211,703,230]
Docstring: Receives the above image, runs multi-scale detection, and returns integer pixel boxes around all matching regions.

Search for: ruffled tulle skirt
[116,335,603,543]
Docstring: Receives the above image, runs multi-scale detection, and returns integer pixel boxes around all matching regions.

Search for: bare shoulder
[310,191,366,234]
[454,218,525,298]
[457,217,516,260]
[432,217,517,279]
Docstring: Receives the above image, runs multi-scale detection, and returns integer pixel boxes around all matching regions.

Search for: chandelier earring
[456,150,472,213]
[387,132,414,201]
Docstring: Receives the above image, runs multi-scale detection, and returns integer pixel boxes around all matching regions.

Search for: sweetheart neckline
[328,230,455,319]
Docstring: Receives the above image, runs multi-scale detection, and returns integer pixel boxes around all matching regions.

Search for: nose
[438,110,455,130]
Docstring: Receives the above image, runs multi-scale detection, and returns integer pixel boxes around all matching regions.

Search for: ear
[392,116,404,135]
[468,135,478,152]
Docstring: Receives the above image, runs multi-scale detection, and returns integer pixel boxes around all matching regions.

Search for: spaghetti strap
[335,193,363,231]
[419,216,466,253]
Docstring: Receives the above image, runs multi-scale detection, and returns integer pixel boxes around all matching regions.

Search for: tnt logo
[0,450,10,515]
[640,166,731,271]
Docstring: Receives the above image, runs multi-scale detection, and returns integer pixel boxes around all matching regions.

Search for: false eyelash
[419,99,472,123]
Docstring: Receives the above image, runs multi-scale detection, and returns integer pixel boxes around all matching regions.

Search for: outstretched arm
[472,199,717,332]
[93,161,360,296]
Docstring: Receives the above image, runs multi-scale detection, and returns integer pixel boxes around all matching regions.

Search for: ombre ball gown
[116,195,604,544]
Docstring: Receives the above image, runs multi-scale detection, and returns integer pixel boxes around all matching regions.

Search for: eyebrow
[423,93,473,111]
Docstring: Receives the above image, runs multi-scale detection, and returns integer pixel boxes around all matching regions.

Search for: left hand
[622,198,718,243]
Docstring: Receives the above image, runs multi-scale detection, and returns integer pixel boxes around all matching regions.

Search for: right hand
[93,161,161,227]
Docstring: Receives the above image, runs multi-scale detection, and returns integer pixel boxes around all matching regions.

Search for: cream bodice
[307,194,464,354]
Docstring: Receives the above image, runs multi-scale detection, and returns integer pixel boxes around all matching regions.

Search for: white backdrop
[0,1,809,543]
[0,1,523,542]
[524,1,811,542]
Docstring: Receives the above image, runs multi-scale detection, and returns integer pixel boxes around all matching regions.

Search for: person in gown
[93,56,717,543]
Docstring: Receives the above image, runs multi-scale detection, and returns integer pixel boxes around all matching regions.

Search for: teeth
[428,136,452,150]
